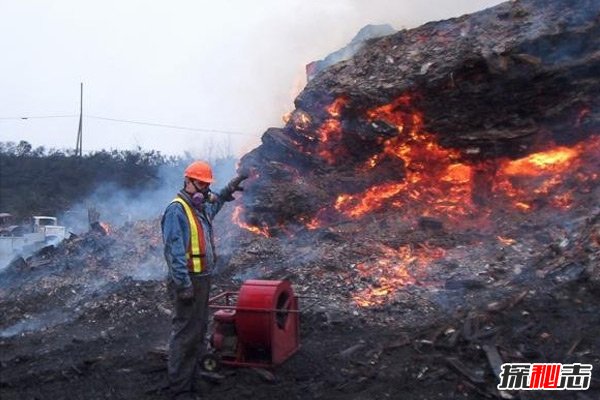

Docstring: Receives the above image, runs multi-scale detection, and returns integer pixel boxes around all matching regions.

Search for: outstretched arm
[205,174,248,219]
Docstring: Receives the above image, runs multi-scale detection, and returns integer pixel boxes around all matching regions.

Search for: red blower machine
[204,280,304,370]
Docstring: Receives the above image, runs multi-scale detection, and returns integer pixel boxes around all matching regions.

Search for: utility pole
[75,82,83,157]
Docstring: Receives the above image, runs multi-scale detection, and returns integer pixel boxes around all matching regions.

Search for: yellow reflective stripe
[172,198,203,273]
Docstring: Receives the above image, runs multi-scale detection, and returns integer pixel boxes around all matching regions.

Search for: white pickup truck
[0,215,68,259]
[31,216,67,241]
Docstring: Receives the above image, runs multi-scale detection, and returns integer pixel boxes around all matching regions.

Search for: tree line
[0,140,234,220]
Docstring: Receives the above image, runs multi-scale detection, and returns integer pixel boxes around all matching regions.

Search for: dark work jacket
[161,190,225,289]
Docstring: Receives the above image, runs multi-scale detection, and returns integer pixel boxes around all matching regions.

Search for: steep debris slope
[299,0,600,151]
[238,0,600,230]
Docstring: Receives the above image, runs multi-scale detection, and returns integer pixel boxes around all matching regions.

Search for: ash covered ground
[1,195,600,400]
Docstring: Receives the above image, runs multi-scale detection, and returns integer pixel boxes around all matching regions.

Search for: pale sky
[0,0,502,157]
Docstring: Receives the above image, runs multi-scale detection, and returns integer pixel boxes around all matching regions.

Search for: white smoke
[58,156,237,234]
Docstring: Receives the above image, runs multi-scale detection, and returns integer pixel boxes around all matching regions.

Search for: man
[161,160,246,399]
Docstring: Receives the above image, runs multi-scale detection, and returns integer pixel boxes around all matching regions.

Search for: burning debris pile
[242,0,600,225]
[212,2,600,394]
[228,0,600,309]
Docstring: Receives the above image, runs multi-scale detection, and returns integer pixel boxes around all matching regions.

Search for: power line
[0,115,77,120]
[0,113,254,136]
[86,115,252,136]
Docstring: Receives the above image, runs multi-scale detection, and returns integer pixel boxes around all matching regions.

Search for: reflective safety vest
[171,197,207,273]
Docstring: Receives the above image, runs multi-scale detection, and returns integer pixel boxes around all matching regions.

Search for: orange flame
[501,146,579,176]
[253,94,599,308]
[497,236,516,246]
[304,216,322,230]
[362,154,382,171]
[325,94,599,224]
[291,110,312,132]
[326,97,348,117]
[335,182,407,218]
[309,98,349,164]
[99,222,112,235]
[298,208,329,230]
[232,206,271,237]
[335,95,476,223]
[552,192,574,209]
[316,119,343,164]
[492,140,596,211]
[515,202,532,211]
[290,95,600,308]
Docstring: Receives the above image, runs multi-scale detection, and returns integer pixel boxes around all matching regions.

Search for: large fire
[232,94,599,307]
[338,96,597,306]
[333,95,599,223]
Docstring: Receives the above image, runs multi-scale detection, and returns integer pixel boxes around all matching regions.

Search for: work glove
[177,285,194,303]
[220,174,248,202]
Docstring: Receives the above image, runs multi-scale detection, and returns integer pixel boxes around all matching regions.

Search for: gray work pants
[168,274,211,396]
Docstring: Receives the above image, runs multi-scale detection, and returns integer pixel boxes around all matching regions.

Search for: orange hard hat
[184,161,213,183]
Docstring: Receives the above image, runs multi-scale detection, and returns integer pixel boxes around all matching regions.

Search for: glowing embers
[335,96,475,222]
[287,110,312,132]
[295,95,599,233]
[338,134,599,219]
[501,146,579,176]
[298,208,327,230]
[352,244,445,307]
[334,92,600,220]
[316,119,343,164]
[497,236,516,246]
[494,137,600,211]
[99,222,112,235]
[232,205,271,237]
[326,97,347,117]
[335,183,407,218]
[313,97,348,164]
